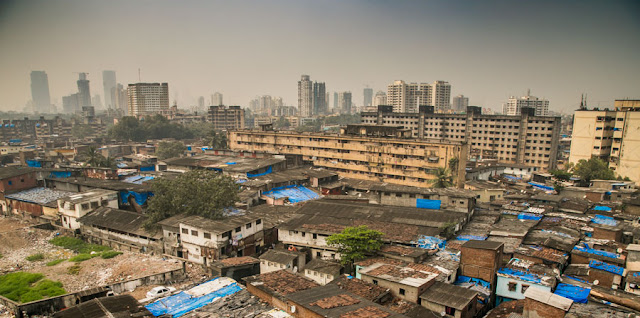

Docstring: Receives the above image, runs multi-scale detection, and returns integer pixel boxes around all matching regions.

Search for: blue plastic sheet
[456,235,487,241]
[413,235,446,250]
[124,175,155,184]
[48,171,72,178]
[528,182,554,191]
[145,279,243,317]
[416,199,441,209]
[9,139,21,143]
[592,214,617,226]
[589,260,624,276]
[225,162,236,165]
[455,276,491,289]
[518,213,542,221]
[26,160,41,167]
[554,283,590,303]
[497,267,542,284]
[262,184,320,203]
[593,206,612,212]
[120,191,153,205]
[573,244,621,259]
[140,165,156,172]
[246,166,272,178]
[504,175,521,180]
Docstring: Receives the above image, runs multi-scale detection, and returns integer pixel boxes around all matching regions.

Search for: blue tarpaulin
[145,279,243,317]
[9,139,21,143]
[246,166,272,178]
[528,182,555,191]
[592,214,617,226]
[589,260,624,276]
[413,235,446,250]
[123,175,155,184]
[593,206,612,212]
[554,283,590,303]
[26,160,41,167]
[504,175,521,180]
[140,165,156,172]
[416,199,441,209]
[225,162,236,165]
[262,184,320,203]
[456,235,487,241]
[187,146,192,151]
[518,213,543,221]
[48,171,72,178]
[497,267,542,284]
[120,191,153,205]
[573,244,621,259]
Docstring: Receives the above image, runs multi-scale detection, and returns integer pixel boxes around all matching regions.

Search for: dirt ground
[0,217,187,295]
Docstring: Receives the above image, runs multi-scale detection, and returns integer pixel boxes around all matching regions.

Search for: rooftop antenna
[527,88,531,96]
[579,94,585,110]
[138,68,141,82]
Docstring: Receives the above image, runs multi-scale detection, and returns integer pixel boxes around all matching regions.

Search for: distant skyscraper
[198,96,205,109]
[298,75,313,117]
[77,73,92,107]
[30,71,51,113]
[102,71,117,109]
[313,82,326,115]
[115,84,127,114]
[92,94,103,109]
[333,92,339,112]
[127,83,169,116]
[452,95,469,112]
[503,90,549,116]
[338,92,352,114]
[212,92,223,106]
[62,93,80,113]
[373,91,387,107]
[363,88,373,107]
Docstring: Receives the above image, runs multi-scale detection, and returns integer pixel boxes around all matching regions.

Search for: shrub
[67,265,81,275]
[100,251,122,259]
[69,254,97,262]
[49,236,110,254]
[26,253,45,262]
[0,272,66,302]
[46,259,65,266]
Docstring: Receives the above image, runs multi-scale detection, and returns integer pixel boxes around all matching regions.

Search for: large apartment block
[361,105,561,170]
[569,100,640,184]
[207,105,245,130]
[387,80,451,113]
[228,125,467,188]
[127,82,169,116]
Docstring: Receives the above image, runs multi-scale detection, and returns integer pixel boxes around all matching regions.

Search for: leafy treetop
[326,225,384,266]
[144,170,239,230]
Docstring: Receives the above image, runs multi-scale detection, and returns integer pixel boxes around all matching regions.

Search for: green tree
[144,170,239,230]
[156,141,186,160]
[429,168,453,188]
[84,146,105,167]
[326,225,384,267]
[573,157,616,182]
[448,157,459,172]
[71,124,94,139]
[550,169,572,181]
[209,131,228,149]
[274,116,291,129]
[108,116,146,141]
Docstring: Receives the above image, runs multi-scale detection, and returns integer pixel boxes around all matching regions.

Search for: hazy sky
[1,0,639,113]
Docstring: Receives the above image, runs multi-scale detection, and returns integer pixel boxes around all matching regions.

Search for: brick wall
[592,227,622,242]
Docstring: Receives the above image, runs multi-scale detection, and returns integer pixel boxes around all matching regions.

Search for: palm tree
[429,168,453,188]
[84,147,103,167]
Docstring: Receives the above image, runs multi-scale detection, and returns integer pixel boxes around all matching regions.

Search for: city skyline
[1,0,639,113]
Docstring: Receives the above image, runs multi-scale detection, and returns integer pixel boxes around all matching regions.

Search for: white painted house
[57,189,119,230]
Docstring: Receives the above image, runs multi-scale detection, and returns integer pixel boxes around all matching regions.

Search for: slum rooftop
[59,189,117,204]
[77,207,162,239]
[0,166,38,179]
[164,155,284,173]
[5,187,74,206]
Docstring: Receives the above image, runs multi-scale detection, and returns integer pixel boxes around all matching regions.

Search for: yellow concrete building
[228,125,467,188]
[569,100,640,184]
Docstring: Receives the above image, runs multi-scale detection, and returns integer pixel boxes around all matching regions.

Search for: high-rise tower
[298,75,313,117]
[30,71,51,113]
[102,70,117,109]
[77,73,92,107]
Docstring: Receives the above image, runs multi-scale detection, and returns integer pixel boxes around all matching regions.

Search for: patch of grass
[46,259,65,266]
[100,251,122,259]
[67,264,81,275]
[69,253,99,262]
[26,253,45,262]
[0,272,66,303]
[49,236,110,254]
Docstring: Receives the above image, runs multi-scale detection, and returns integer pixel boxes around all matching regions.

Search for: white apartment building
[127,82,169,116]
[373,91,387,107]
[569,100,640,184]
[57,189,119,230]
[361,105,561,170]
[452,95,469,112]
[387,80,451,113]
[503,90,549,116]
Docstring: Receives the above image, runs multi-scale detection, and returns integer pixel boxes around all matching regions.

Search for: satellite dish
[291,306,296,313]
[593,280,599,285]
[441,312,446,316]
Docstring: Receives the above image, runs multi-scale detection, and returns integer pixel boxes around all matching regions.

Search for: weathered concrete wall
[108,267,186,294]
